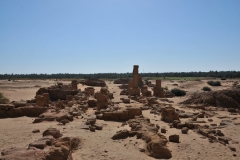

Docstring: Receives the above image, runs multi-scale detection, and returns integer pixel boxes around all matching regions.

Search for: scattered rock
[112,130,129,140]
[216,130,224,136]
[42,128,62,139]
[94,123,103,130]
[208,119,213,122]
[169,134,179,143]
[28,136,54,149]
[218,136,232,144]
[89,126,96,132]
[181,127,188,134]
[32,129,40,133]
[33,118,44,123]
[228,145,236,152]
[161,126,167,133]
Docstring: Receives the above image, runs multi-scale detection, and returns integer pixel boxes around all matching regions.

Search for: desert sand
[0,78,239,160]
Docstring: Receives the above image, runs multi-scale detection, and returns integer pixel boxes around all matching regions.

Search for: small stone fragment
[32,129,40,133]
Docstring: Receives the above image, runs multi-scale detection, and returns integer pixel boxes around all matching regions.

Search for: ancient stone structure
[128,65,140,96]
[154,80,164,98]
[87,97,97,107]
[113,78,130,84]
[36,95,44,107]
[43,93,50,106]
[1,128,80,160]
[80,79,106,87]
[141,85,148,96]
[36,87,78,100]
[100,107,142,121]
[85,87,95,95]
[66,95,73,101]
[127,80,133,92]
[111,116,172,159]
[145,91,152,97]
[0,104,47,118]
[161,106,179,122]
[95,92,108,110]
[138,74,144,88]
[71,80,78,90]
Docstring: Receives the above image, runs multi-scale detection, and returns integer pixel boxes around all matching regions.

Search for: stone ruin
[0,128,80,160]
[71,80,78,90]
[2,66,238,160]
[154,80,164,98]
[85,87,95,95]
[128,65,141,96]
[112,115,172,159]
[36,82,79,101]
[113,78,130,84]
[79,79,106,87]
[117,65,166,101]
[0,103,47,118]
[99,107,142,121]
[95,92,108,110]
[141,85,152,97]
[161,106,180,122]
[91,86,143,121]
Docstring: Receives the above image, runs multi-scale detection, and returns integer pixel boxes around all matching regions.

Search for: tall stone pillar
[156,80,162,90]
[154,80,164,98]
[133,75,139,88]
[72,80,78,90]
[129,65,140,96]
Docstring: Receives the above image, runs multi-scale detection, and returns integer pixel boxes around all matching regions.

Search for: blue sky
[0,0,240,74]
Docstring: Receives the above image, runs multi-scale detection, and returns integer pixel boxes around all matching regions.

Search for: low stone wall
[101,107,142,121]
[36,88,78,100]
[0,104,47,118]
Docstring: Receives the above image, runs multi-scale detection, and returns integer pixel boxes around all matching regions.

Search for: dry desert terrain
[0,78,240,160]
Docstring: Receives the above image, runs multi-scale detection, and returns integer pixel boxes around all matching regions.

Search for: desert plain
[0,74,240,160]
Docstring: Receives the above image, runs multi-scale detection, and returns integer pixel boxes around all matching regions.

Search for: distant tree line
[0,71,240,79]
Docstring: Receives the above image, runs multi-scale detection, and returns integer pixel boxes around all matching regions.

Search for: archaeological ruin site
[0,65,240,160]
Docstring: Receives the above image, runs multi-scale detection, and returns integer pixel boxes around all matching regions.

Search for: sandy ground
[0,79,240,160]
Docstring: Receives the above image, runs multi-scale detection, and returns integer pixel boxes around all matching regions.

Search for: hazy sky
[0,0,240,74]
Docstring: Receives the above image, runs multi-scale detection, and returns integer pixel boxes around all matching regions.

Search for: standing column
[72,80,78,90]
